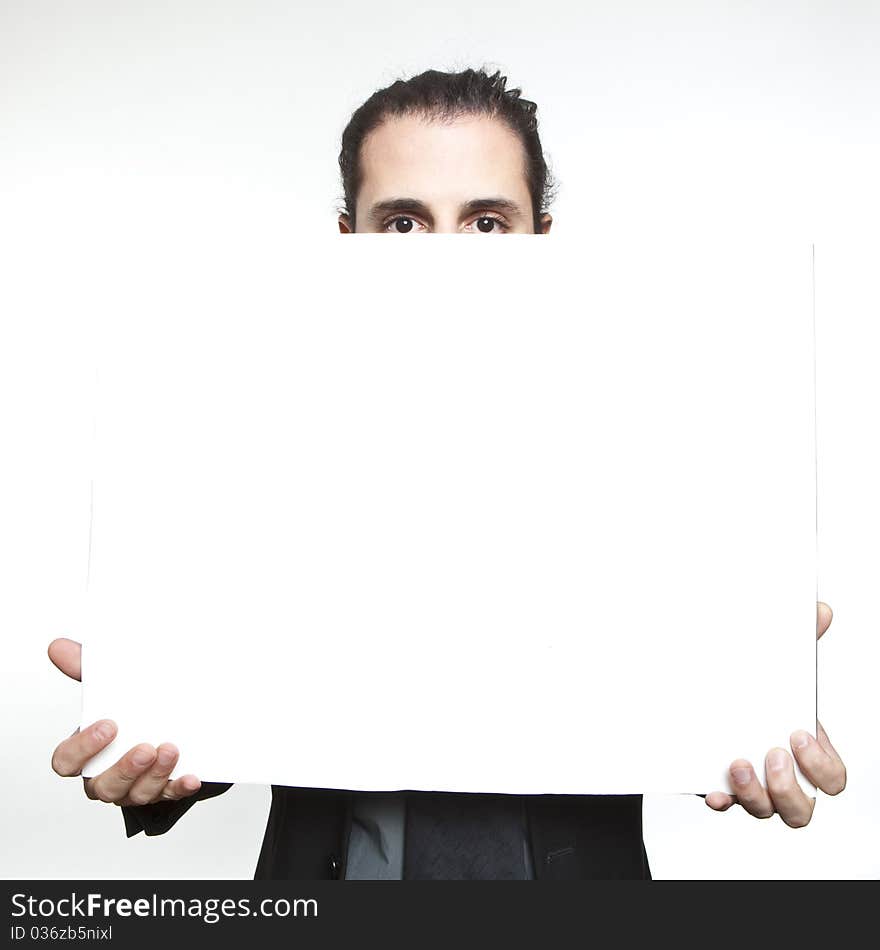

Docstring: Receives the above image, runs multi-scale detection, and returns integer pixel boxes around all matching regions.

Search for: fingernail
[131,747,154,767]
[94,721,116,742]
[791,731,811,750]
[157,747,176,768]
[768,749,788,772]
[731,767,752,786]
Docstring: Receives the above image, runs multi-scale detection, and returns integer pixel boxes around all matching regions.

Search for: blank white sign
[80,235,816,795]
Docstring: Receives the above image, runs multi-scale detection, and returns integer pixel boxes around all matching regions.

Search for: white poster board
[80,236,816,794]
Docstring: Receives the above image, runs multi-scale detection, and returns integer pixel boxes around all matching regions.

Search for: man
[48,68,846,879]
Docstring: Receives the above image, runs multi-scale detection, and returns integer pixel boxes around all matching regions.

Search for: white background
[1,0,877,878]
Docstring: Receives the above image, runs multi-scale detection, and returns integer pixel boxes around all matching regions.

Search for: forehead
[357,112,531,205]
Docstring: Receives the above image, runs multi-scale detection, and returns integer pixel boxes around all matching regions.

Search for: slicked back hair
[338,68,555,232]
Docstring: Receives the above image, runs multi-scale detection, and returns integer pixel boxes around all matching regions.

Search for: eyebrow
[365,196,528,227]
[366,198,434,226]
[459,198,526,218]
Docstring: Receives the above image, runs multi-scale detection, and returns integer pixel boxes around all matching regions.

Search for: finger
[791,725,846,795]
[790,730,846,795]
[816,721,845,767]
[158,774,202,802]
[48,638,82,681]
[705,791,737,811]
[86,744,157,803]
[728,759,775,818]
[765,747,815,828]
[51,720,117,777]
[817,602,833,640]
[123,744,180,806]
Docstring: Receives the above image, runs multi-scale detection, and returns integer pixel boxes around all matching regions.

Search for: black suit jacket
[123,785,651,880]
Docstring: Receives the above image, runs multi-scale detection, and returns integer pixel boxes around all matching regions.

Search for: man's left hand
[705,601,846,827]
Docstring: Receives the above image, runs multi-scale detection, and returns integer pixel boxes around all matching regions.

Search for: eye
[383,216,426,234]
[464,214,510,234]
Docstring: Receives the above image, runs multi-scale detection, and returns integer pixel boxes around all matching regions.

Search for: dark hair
[338,67,556,231]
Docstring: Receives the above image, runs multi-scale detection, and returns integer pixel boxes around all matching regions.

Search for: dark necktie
[403,791,533,880]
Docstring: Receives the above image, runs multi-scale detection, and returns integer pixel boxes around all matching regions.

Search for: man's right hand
[48,638,201,807]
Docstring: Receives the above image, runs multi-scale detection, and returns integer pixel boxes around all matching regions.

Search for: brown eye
[476,216,495,233]
[394,217,414,233]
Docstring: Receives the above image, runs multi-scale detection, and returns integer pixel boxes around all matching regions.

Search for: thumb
[817,602,833,641]
[48,638,82,682]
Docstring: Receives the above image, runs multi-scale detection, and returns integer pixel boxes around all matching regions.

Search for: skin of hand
[705,601,846,826]
[47,638,201,807]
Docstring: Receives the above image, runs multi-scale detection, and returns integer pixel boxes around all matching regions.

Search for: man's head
[338,68,554,235]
